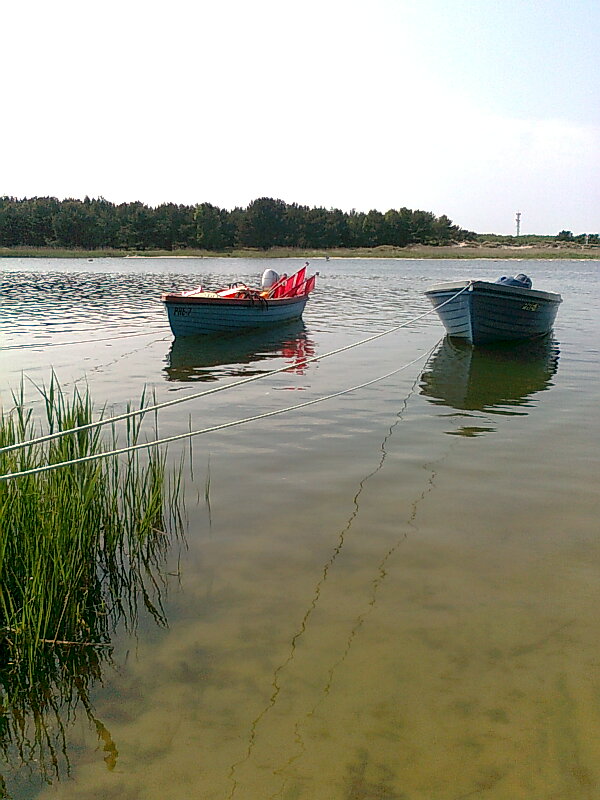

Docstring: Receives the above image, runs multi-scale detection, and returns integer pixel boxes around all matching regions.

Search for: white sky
[2,0,599,234]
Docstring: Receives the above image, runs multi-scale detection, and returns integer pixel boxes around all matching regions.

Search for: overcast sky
[3,0,599,234]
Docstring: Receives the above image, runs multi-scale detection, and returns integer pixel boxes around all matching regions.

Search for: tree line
[0,196,476,251]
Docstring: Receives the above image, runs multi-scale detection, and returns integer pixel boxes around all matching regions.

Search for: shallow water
[1,257,600,799]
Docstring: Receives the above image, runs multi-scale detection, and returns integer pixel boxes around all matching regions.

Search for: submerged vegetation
[0,379,184,793]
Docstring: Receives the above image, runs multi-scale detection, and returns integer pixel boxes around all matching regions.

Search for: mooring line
[0,328,166,351]
[284,469,440,786]
[1,335,171,419]
[270,441,457,798]
[0,331,166,351]
[227,351,434,799]
[267,419,417,799]
[0,345,439,482]
[0,285,467,456]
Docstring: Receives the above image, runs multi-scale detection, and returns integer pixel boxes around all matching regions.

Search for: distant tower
[515,211,521,237]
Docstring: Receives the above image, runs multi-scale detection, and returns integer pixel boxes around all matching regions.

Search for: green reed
[0,378,183,789]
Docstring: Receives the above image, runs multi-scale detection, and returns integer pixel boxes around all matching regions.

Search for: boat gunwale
[425,280,562,304]
[161,292,310,307]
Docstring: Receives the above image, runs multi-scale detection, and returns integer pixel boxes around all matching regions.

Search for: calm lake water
[1,257,600,799]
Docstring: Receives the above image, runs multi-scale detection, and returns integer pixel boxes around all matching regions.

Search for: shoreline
[1,245,599,260]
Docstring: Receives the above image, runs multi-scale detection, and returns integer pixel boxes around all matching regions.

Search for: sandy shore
[1,244,599,260]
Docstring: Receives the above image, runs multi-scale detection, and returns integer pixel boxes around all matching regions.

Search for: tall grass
[0,378,184,790]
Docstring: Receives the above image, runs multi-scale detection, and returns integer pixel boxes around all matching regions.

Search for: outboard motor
[495,273,532,289]
[261,269,280,290]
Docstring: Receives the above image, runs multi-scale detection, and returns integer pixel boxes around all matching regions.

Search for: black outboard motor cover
[495,273,532,289]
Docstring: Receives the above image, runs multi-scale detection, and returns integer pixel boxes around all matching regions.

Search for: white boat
[162,265,317,337]
[425,274,562,345]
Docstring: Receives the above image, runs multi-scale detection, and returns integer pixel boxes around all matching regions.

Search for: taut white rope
[0,285,468,456]
[0,343,441,482]
[0,329,166,351]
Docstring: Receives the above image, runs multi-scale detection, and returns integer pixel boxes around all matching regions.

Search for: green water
[1,258,599,799]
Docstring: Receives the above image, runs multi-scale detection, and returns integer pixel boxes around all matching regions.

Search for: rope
[0,284,468,456]
[0,343,439,482]
[0,329,167,351]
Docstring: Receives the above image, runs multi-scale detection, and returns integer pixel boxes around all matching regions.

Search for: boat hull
[425,280,562,345]
[162,293,309,337]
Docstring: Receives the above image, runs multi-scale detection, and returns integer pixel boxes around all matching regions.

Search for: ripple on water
[2,257,600,799]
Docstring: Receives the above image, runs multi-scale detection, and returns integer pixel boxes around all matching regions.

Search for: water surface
[1,257,599,799]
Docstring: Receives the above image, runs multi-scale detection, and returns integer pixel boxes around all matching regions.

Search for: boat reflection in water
[420,335,560,436]
[163,320,315,383]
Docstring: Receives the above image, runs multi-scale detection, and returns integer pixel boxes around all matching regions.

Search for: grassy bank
[0,381,182,666]
[1,244,600,260]
[0,380,183,787]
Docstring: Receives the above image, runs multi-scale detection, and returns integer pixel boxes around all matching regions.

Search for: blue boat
[424,274,562,345]
[162,265,317,337]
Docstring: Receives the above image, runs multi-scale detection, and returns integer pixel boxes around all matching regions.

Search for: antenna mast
[515,211,521,237]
